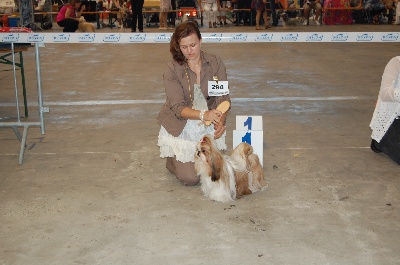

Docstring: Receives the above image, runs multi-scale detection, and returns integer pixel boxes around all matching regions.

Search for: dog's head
[194,135,225,182]
[79,16,86,23]
[230,142,254,172]
[281,13,289,22]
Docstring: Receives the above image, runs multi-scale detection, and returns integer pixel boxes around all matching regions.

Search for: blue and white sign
[0,32,398,44]
[233,115,263,166]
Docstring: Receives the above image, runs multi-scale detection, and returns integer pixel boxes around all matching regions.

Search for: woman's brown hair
[170,21,201,65]
[69,0,81,5]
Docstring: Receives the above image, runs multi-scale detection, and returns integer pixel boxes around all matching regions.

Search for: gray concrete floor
[1,23,400,264]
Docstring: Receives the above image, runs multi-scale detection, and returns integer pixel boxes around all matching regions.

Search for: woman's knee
[172,159,199,186]
[176,173,200,186]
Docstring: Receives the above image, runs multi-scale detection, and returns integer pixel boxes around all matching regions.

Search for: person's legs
[220,7,227,25]
[131,0,138,31]
[204,3,212,27]
[159,12,165,28]
[166,157,176,174]
[211,4,218,26]
[396,2,400,24]
[137,0,144,31]
[58,18,79,32]
[314,2,322,25]
[262,10,269,28]
[255,9,261,28]
[163,11,169,27]
[243,0,251,24]
[270,0,278,26]
[303,2,310,25]
[166,157,199,186]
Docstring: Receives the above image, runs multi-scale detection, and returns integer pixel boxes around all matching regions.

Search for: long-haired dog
[281,13,301,28]
[194,135,268,203]
[78,16,95,32]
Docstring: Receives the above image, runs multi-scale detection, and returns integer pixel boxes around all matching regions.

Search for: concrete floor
[1,23,400,264]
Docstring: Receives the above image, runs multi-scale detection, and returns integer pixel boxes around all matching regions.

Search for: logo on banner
[281,33,298,42]
[78,34,96,42]
[28,34,45,42]
[154,33,171,42]
[129,34,146,42]
[255,33,273,42]
[306,33,323,41]
[2,33,19,42]
[331,33,348,42]
[381,33,399,41]
[53,33,70,42]
[103,34,121,42]
[356,33,374,41]
[204,33,222,42]
[230,33,247,42]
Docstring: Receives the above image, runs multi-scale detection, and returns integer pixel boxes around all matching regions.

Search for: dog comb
[205,101,230,126]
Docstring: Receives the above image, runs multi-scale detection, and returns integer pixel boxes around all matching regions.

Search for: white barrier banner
[1,32,399,44]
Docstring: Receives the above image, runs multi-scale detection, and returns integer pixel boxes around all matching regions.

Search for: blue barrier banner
[1,32,399,43]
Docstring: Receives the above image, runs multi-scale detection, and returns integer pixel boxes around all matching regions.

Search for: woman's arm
[76,5,86,18]
[64,7,72,18]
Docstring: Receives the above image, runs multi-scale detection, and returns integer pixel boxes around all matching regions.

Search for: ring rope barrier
[1,32,399,43]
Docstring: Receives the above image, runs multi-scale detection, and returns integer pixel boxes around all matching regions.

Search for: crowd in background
[0,0,398,31]
[97,0,399,31]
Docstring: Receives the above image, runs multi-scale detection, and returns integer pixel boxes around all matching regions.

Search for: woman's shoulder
[166,60,185,70]
[201,52,224,66]
[61,4,72,9]
[164,60,186,78]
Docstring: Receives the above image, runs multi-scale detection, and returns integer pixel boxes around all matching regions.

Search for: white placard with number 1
[233,116,264,167]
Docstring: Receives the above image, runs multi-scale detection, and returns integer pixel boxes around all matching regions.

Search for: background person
[157,21,231,186]
[200,0,220,28]
[254,0,269,30]
[159,0,172,29]
[56,0,85,32]
[302,0,322,25]
[131,0,144,32]
[363,0,386,23]
[217,0,228,26]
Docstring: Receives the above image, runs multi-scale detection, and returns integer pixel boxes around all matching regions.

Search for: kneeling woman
[56,0,86,32]
[157,21,231,186]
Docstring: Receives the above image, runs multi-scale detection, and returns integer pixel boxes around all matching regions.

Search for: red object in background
[178,8,197,18]
[0,27,32,32]
[2,15,9,27]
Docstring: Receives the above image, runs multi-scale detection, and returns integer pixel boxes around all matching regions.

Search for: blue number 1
[242,132,251,145]
[244,116,252,130]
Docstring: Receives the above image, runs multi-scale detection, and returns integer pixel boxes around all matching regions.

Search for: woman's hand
[203,110,222,125]
[80,5,86,12]
[214,122,226,139]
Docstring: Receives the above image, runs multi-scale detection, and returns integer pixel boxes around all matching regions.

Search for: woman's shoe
[255,27,262,30]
